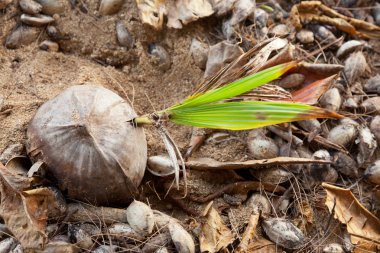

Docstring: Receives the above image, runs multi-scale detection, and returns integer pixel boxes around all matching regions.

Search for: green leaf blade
[169,61,297,110]
[168,101,342,130]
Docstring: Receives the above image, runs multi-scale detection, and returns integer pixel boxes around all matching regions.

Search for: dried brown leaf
[199,205,234,253]
[323,183,380,252]
[0,163,46,250]
[236,214,260,252]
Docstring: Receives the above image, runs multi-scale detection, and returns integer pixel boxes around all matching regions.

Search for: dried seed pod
[262,218,304,250]
[364,74,380,94]
[296,29,314,44]
[92,245,118,253]
[299,62,343,76]
[277,73,305,88]
[141,232,171,253]
[68,224,93,250]
[154,210,180,230]
[39,40,59,52]
[43,239,76,253]
[148,44,171,71]
[327,122,357,147]
[147,155,174,176]
[270,24,290,37]
[108,223,145,241]
[336,40,364,59]
[99,0,124,15]
[364,160,380,184]
[46,25,67,40]
[0,143,24,165]
[344,51,368,82]
[168,222,195,253]
[333,152,358,178]
[357,126,377,166]
[27,85,147,205]
[245,193,271,215]
[306,150,337,185]
[0,0,12,9]
[116,20,134,49]
[323,243,344,253]
[20,14,54,26]
[0,238,17,252]
[370,115,380,144]
[5,26,40,49]
[35,0,66,14]
[361,97,380,113]
[19,0,43,14]
[247,129,279,159]
[126,200,154,236]
[319,88,342,112]
[190,38,208,70]
[296,145,312,158]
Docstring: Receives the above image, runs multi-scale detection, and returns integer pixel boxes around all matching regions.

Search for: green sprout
[133,61,342,130]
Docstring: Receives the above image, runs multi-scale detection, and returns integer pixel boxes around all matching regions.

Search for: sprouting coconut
[27,59,341,206]
[27,85,147,205]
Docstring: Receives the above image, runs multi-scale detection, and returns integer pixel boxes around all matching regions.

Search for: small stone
[39,40,59,52]
[277,73,305,88]
[270,24,290,37]
[296,29,314,44]
[19,0,43,14]
[116,20,134,49]
[190,38,208,70]
[20,14,54,26]
[364,74,380,94]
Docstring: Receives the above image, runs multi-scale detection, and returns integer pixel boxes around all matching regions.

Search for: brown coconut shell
[27,85,147,206]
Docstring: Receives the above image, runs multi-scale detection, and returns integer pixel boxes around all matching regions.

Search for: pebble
[370,116,380,144]
[344,51,368,82]
[19,0,42,14]
[270,24,290,37]
[327,121,357,147]
[39,40,59,52]
[277,73,305,88]
[5,26,40,49]
[190,38,208,70]
[262,218,304,249]
[148,44,171,71]
[126,200,154,236]
[296,29,314,44]
[336,40,364,59]
[364,160,380,185]
[364,74,380,94]
[20,14,55,26]
[361,97,380,113]
[115,20,134,49]
[99,0,124,16]
[319,88,342,112]
[35,0,66,15]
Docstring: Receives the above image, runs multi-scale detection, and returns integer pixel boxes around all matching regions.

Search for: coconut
[27,85,147,205]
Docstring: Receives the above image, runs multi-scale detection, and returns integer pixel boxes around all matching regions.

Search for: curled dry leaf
[323,183,380,252]
[136,0,214,30]
[199,205,234,253]
[290,1,380,39]
[0,163,47,250]
[236,213,260,252]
